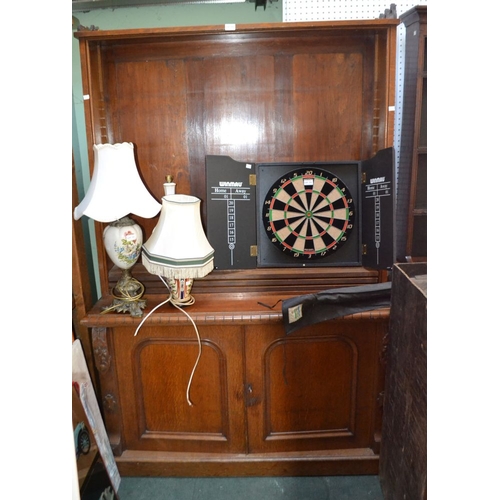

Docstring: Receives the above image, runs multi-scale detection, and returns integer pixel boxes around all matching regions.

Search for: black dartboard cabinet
[205,148,395,272]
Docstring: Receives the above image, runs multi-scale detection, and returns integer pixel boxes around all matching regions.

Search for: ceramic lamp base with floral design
[102,216,146,317]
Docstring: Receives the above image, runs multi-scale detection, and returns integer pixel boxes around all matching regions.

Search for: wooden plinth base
[116,449,379,477]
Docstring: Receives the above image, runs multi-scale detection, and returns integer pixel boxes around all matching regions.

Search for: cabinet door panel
[113,325,246,454]
[265,336,357,436]
[245,321,384,453]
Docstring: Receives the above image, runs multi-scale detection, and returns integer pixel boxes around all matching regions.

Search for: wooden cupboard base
[116,449,379,477]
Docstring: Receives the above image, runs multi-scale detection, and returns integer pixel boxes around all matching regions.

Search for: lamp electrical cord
[100,278,145,314]
[133,275,201,407]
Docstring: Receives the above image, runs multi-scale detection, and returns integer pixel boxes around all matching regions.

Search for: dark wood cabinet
[75,20,398,476]
[380,262,427,499]
[83,294,389,476]
[395,6,427,262]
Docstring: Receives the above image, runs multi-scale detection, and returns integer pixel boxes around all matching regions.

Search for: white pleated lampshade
[142,194,214,279]
[74,142,161,222]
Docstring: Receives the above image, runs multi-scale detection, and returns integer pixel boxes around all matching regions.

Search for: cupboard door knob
[245,384,259,407]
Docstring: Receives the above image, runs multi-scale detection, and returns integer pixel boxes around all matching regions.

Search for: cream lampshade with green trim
[142,194,214,306]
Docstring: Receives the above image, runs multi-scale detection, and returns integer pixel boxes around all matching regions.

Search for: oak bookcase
[75,19,398,476]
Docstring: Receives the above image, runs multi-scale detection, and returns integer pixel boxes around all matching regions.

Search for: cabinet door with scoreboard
[206,147,395,272]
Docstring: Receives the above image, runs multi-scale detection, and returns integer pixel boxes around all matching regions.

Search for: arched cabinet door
[244,319,386,456]
[113,323,247,455]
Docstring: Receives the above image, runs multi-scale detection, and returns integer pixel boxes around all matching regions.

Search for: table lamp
[74,142,161,317]
[141,194,214,306]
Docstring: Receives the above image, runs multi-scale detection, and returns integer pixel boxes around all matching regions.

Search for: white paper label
[288,304,303,324]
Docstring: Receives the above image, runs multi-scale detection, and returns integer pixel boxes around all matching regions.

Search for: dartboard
[262,168,356,259]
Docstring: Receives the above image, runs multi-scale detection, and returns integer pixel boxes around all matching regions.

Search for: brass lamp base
[101,269,146,317]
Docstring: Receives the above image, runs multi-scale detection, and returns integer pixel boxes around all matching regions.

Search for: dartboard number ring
[262,168,356,260]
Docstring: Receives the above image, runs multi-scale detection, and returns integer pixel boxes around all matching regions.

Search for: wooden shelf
[108,264,381,296]
[83,290,390,328]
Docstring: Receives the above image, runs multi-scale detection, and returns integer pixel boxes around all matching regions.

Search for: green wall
[72,2,283,298]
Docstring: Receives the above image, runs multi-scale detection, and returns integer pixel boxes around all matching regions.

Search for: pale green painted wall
[73,2,282,30]
[72,2,283,298]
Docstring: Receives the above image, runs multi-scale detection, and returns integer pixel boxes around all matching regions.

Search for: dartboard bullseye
[262,169,355,259]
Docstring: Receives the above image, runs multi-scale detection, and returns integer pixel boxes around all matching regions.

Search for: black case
[205,147,395,271]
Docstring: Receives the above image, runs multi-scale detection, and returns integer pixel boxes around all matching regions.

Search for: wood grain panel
[115,448,380,477]
[109,59,190,192]
[185,54,277,206]
[94,28,383,209]
[91,327,124,455]
[192,55,276,159]
[137,339,228,436]
[245,320,385,454]
[104,57,190,238]
[292,52,365,160]
[112,324,247,454]
[264,336,357,438]
[380,263,427,500]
